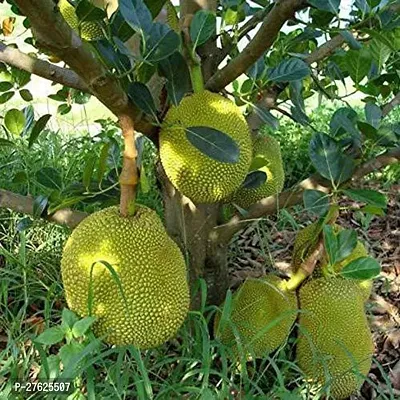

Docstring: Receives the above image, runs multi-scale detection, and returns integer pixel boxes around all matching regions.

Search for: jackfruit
[214,275,298,358]
[159,90,252,203]
[231,134,285,209]
[59,0,104,41]
[297,277,373,399]
[61,205,189,348]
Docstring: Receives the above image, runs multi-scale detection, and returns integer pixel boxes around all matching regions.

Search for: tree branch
[382,92,400,117]
[205,0,308,92]
[0,189,87,228]
[211,146,400,244]
[0,42,89,91]
[12,0,156,138]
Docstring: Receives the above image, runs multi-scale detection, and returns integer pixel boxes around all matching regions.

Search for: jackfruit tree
[0,0,399,396]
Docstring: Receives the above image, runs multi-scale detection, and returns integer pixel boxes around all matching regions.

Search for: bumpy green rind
[214,275,298,358]
[59,0,104,41]
[297,277,374,399]
[159,91,252,203]
[231,134,285,209]
[61,206,189,349]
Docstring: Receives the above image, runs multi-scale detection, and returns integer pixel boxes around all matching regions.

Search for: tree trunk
[158,166,229,308]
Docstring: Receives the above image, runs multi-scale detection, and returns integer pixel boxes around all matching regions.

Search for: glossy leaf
[345,49,371,84]
[4,109,25,136]
[369,39,391,71]
[340,30,362,50]
[97,142,111,184]
[190,10,216,48]
[308,0,340,14]
[119,0,152,34]
[158,52,191,105]
[72,316,96,338]
[364,102,382,129]
[29,114,51,148]
[241,170,267,190]
[309,133,355,184]
[323,224,338,265]
[143,23,180,62]
[343,189,387,209]
[0,91,14,104]
[185,126,240,164]
[128,82,158,119]
[303,189,330,216]
[0,82,13,92]
[19,89,33,101]
[36,167,62,190]
[33,195,48,218]
[82,155,96,189]
[252,105,279,130]
[336,229,357,263]
[268,58,310,82]
[330,107,359,138]
[76,0,106,22]
[340,257,381,280]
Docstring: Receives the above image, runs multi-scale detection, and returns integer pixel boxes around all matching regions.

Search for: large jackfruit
[297,277,373,399]
[231,134,285,209]
[159,91,252,203]
[61,206,189,349]
[214,275,298,358]
[59,0,104,41]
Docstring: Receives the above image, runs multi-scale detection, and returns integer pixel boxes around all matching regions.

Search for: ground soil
[228,183,400,399]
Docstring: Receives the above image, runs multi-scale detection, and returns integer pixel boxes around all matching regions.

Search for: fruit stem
[119,114,138,217]
[189,62,205,93]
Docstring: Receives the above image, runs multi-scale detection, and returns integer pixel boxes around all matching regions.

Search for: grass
[0,103,398,399]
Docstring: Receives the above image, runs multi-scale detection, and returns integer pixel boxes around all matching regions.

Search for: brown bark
[13,0,156,138]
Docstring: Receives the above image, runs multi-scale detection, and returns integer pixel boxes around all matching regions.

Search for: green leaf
[19,88,33,101]
[62,308,79,329]
[97,142,110,184]
[323,224,338,265]
[36,167,62,190]
[12,171,27,183]
[309,132,355,184]
[303,189,330,216]
[0,82,13,92]
[144,0,166,18]
[158,52,191,106]
[249,155,269,171]
[345,49,371,84]
[190,10,216,48]
[4,108,26,136]
[59,342,85,371]
[364,102,381,129]
[357,121,377,138]
[0,138,15,146]
[36,327,65,345]
[268,58,310,82]
[76,0,106,22]
[308,0,340,14]
[72,316,96,338]
[241,170,267,190]
[82,155,96,190]
[369,39,391,71]
[16,217,32,233]
[360,205,385,216]
[329,107,359,138]
[340,30,362,50]
[343,189,387,209]
[119,0,152,34]
[252,104,279,130]
[185,126,240,164]
[0,91,15,104]
[128,82,158,119]
[336,229,357,263]
[33,195,48,218]
[143,23,181,62]
[362,28,397,52]
[57,104,72,115]
[29,114,51,148]
[340,257,381,280]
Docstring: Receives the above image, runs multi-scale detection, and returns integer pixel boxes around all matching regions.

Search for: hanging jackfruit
[297,277,373,399]
[61,205,189,349]
[160,90,252,203]
[214,275,297,358]
[230,134,285,209]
